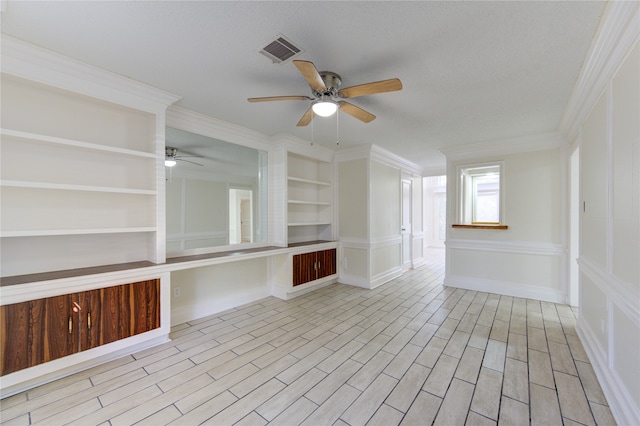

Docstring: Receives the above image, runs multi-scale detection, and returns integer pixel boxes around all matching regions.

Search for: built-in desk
[0,240,338,396]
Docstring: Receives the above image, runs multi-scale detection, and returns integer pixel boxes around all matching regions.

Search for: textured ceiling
[0,1,606,170]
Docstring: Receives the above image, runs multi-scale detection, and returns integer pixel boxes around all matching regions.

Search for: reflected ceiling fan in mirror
[248,60,402,126]
[165,147,204,167]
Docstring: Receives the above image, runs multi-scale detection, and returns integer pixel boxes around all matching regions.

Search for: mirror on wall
[165,127,268,255]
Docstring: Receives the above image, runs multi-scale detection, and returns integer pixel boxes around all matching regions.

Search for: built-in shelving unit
[286,152,334,244]
[0,73,166,277]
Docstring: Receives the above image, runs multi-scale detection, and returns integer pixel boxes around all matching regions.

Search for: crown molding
[370,145,422,175]
[166,106,271,152]
[559,1,640,142]
[1,35,181,112]
[270,133,335,162]
[334,144,374,162]
[440,132,566,162]
[333,143,421,174]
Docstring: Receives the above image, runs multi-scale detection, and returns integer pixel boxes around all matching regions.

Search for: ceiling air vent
[259,35,303,64]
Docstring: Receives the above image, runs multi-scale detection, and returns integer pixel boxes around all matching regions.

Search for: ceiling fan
[248,60,402,126]
[165,147,204,167]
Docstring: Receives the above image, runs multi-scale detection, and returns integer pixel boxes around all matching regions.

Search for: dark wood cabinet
[0,279,160,376]
[293,248,337,286]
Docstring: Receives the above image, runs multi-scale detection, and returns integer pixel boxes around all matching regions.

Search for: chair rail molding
[445,238,566,257]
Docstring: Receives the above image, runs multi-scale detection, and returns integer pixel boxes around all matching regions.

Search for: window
[457,162,504,226]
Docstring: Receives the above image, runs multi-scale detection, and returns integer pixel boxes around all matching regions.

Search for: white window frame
[456,161,504,225]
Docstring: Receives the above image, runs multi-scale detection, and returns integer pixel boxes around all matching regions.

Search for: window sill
[452,224,509,230]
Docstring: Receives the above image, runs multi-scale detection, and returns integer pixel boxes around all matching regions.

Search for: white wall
[170,257,270,325]
[577,40,639,425]
[444,146,565,302]
[370,160,402,281]
[336,146,421,289]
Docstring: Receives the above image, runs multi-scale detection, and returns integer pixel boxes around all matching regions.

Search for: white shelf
[0,180,156,195]
[288,176,331,186]
[286,151,333,244]
[288,200,331,206]
[0,128,156,159]
[1,227,157,238]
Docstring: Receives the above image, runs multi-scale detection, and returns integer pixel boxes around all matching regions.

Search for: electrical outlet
[173,287,181,298]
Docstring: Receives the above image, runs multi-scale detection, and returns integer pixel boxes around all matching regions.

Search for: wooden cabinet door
[317,249,337,279]
[44,294,80,362]
[1,279,161,376]
[1,301,31,375]
[293,252,317,286]
[121,279,161,338]
[94,280,160,346]
[1,295,78,376]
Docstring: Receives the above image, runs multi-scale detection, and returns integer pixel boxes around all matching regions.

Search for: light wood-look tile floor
[1,249,616,425]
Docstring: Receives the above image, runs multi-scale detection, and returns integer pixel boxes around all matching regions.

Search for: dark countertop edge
[1,241,335,287]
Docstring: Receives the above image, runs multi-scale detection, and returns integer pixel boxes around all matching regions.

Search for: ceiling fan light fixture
[312,100,338,117]
[165,158,177,167]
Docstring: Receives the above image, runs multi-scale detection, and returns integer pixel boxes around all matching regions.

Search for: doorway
[402,179,412,270]
[229,188,253,244]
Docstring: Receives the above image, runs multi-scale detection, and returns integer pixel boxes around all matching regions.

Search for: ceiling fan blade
[338,101,376,123]
[296,107,314,127]
[178,158,204,167]
[247,95,311,102]
[293,60,327,92]
[338,78,403,98]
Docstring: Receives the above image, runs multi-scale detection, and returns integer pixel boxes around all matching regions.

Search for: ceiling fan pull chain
[311,115,314,146]
[336,111,339,146]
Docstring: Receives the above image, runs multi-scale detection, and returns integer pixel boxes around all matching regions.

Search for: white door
[402,179,412,270]
[240,198,252,243]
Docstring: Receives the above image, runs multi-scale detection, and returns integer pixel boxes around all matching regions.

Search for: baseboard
[412,257,427,269]
[171,288,271,325]
[371,267,403,289]
[272,277,337,300]
[444,275,565,303]
[577,318,640,425]
[0,334,169,398]
[338,273,372,289]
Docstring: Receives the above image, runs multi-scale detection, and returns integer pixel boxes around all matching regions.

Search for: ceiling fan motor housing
[314,71,341,98]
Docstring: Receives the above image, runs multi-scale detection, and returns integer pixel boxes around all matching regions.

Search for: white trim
[334,144,422,175]
[371,235,403,248]
[412,257,427,269]
[446,239,566,257]
[339,237,371,250]
[337,274,371,289]
[371,145,422,175]
[0,331,170,398]
[1,35,180,112]
[370,267,403,289]
[273,133,335,163]
[577,318,640,426]
[579,256,640,327]
[440,132,565,161]
[559,1,640,143]
[444,275,565,304]
[166,106,272,152]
